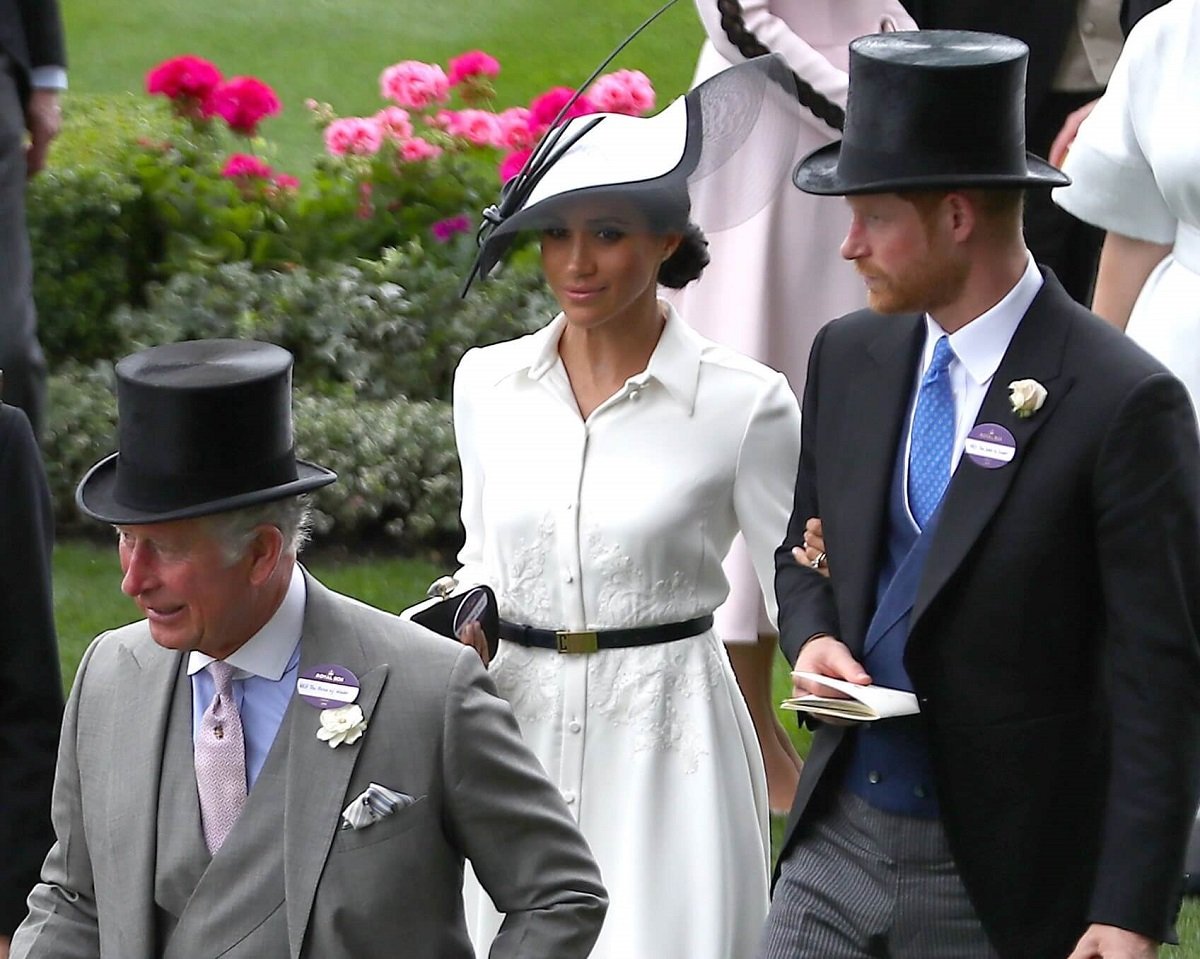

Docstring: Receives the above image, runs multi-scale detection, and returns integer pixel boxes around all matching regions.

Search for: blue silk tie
[908,336,956,529]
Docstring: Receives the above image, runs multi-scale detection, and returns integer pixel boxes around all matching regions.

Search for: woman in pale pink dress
[669,0,915,811]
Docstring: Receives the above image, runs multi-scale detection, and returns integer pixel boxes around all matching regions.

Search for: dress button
[562,790,577,804]
[868,770,882,784]
[568,720,582,733]
[565,572,574,583]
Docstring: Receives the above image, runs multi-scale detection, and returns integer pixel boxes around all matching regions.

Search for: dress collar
[522,299,702,414]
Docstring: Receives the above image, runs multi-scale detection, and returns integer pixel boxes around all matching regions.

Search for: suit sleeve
[9,638,102,959]
[1087,372,1200,940]
[440,647,607,958]
[0,407,63,935]
[14,0,66,68]
[774,325,840,665]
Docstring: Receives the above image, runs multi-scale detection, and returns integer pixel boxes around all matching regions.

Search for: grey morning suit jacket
[11,571,607,958]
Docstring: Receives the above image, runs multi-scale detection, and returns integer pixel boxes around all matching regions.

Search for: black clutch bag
[404,577,499,662]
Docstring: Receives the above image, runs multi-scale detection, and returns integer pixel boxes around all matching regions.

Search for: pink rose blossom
[206,76,281,135]
[145,55,223,102]
[374,106,414,142]
[441,109,503,147]
[496,107,534,149]
[528,87,597,131]
[399,137,443,162]
[273,173,300,191]
[323,117,384,157]
[587,69,655,116]
[431,214,473,242]
[447,50,500,86]
[380,61,450,110]
[499,148,532,183]
[220,153,273,180]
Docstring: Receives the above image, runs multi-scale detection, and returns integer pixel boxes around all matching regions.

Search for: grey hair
[204,496,313,565]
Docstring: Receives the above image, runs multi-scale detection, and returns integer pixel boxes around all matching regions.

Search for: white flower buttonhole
[317,703,368,748]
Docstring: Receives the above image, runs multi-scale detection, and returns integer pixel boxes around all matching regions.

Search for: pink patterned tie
[194,660,247,854]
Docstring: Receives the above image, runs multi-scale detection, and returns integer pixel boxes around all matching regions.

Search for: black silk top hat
[793,30,1070,196]
[76,339,336,525]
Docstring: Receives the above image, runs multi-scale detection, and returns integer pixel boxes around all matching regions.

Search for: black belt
[499,615,714,654]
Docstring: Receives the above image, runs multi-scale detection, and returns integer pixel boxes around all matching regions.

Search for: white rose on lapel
[1008,379,1047,419]
[317,704,367,748]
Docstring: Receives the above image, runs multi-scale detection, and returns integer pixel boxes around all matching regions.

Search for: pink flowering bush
[311,49,658,254]
[205,76,281,136]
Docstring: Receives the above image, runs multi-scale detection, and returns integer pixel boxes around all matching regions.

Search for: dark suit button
[868,770,882,784]
[914,785,927,799]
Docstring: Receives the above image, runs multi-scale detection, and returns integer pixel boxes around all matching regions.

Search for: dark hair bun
[658,223,710,289]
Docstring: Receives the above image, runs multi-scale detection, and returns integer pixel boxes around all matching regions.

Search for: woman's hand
[457,621,491,667]
[792,516,829,578]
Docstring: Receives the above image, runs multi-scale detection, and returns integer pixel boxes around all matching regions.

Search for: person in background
[762,30,1200,959]
[10,339,606,959]
[0,400,62,959]
[668,0,915,815]
[0,0,67,437]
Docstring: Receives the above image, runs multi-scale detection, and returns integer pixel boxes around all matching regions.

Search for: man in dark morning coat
[0,0,66,437]
[759,31,1200,959]
[0,401,62,958]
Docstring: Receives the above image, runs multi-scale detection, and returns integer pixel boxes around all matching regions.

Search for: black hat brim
[793,141,1070,196]
[76,453,337,525]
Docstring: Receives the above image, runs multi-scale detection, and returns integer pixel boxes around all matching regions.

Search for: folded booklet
[401,579,499,662]
[781,672,920,722]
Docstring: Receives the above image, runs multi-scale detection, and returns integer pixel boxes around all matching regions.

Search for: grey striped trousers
[758,791,1000,959]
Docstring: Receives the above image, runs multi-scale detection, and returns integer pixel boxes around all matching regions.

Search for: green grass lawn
[60,0,703,173]
[52,539,1200,954]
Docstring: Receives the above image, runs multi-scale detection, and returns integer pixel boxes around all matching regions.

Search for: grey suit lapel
[830,316,924,653]
[913,275,1076,626]
[106,634,181,959]
[284,573,389,958]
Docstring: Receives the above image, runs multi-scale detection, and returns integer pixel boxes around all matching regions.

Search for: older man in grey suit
[10,338,607,959]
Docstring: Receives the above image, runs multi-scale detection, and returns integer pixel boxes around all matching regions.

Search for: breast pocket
[331,795,430,853]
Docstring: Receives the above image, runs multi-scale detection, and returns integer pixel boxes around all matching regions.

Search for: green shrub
[111,246,554,401]
[29,94,170,364]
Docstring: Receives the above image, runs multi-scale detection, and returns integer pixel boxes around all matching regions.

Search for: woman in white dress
[670,0,915,814]
[454,58,803,959]
[1053,0,1200,408]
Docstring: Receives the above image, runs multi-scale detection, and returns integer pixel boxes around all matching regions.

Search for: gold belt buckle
[555,630,599,654]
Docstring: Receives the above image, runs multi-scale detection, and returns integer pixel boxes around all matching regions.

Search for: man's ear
[247,524,286,586]
[943,192,978,243]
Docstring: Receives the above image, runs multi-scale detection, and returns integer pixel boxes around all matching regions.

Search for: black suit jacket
[775,272,1200,959]
[0,0,66,104]
[0,404,62,934]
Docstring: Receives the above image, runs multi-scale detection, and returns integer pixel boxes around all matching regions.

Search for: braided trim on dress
[714,0,846,131]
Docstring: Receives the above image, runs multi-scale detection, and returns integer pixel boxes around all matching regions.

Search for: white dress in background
[453,303,800,959]
[1054,0,1200,407]
[666,0,916,640]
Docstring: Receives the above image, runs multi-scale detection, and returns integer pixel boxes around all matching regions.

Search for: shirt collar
[187,563,307,681]
[524,299,702,413]
[924,253,1042,386]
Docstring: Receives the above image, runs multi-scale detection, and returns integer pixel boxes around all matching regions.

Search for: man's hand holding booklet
[781,671,920,722]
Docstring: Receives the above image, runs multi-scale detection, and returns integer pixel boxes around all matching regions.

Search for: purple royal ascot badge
[297,663,361,709]
[965,423,1017,470]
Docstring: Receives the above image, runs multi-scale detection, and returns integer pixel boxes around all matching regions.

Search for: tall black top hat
[793,30,1070,196]
[76,339,336,525]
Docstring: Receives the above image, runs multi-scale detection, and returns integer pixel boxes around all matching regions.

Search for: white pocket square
[340,783,417,831]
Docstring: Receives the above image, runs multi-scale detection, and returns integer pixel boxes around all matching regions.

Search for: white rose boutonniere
[317,704,367,748]
[1008,379,1047,419]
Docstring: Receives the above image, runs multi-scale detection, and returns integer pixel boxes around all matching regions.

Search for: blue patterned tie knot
[908,336,956,528]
